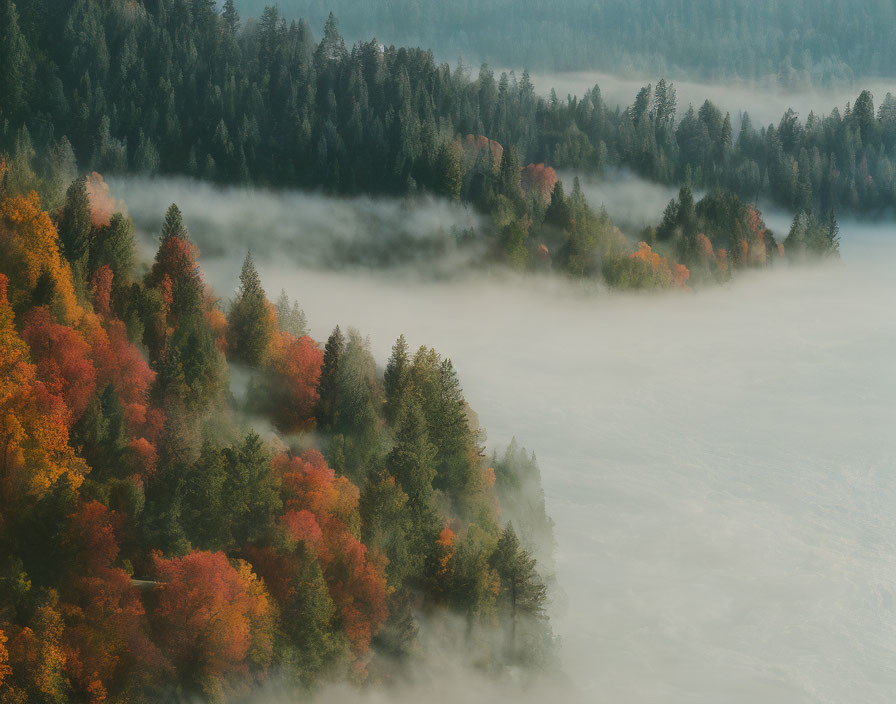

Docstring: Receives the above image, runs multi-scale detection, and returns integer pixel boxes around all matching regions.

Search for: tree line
[234,0,896,84]
[0,0,842,293]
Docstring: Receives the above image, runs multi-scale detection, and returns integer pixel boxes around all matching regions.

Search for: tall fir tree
[227,251,273,366]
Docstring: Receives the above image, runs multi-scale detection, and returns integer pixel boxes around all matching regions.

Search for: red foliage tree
[521,163,559,201]
[22,307,97,424]
[90,265,114,317]
[461,134,503,171]
[0,277,88,501]
[272,451,387,655]
[150,551,274,692]
[60,502,166,700]
[259,332,323,432]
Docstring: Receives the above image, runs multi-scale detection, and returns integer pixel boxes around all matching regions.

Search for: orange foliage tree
[254,332,323,433]
[0,275,88,501]
[150,551,274,693]
[0,191,81,325]
[521,163,559,201]
[273,450,388,655]
[630,242,690,288]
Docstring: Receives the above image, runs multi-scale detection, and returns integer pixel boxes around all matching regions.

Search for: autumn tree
[22,307,97,424]
[150,551,275,698]
[148,204,203,323]
[0,275,88,502]
[252,332,323,433]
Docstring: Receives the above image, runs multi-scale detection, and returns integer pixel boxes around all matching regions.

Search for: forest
[0,1,875,700]
[0,164,557,701]
[233,0,896,83]
[0,0,846,294]
[3,0,894,218]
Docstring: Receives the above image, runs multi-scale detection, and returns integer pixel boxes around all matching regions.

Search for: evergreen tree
[222,0,240,34]
[57,177,92,277]
[490,524,547,657]
[315,325,345,431]
[227,251,274,366]
[383,334,411,426]
[435,141,462,200]
[0,0,33,122]
[221,431,279,546]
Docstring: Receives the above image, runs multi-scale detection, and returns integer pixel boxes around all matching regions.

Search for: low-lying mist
[258,235,896,703]
[122,178,896,701]
[523,70,896,129]
[109,177,486,281]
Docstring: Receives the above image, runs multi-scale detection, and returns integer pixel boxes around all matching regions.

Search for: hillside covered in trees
[0,164,557,701]
[1,0,845,292]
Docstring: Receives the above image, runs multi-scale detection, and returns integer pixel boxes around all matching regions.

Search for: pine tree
[0,0,32,122]
[388,398,436,502]
[435,141,462,200]
[490,524,547,657]
[57,177,92,274]
[274,289,308,338]
[315,325,345,431]
[222,0,240,34]
[161,203,189,243]
[227,251,273,366]
[383,334,411,426]
[499,145,522,201]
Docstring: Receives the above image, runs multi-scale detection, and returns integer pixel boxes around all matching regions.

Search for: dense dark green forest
[0,0,846,288]
[234,0,896,83]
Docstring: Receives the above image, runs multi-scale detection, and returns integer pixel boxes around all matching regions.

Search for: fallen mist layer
[127,176,896,701]
[255,227,896,703]
[110,177,486,279]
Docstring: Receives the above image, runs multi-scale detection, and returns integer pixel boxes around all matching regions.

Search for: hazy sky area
[114,177,896,702]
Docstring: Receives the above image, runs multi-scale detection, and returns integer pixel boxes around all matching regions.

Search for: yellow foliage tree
[0,191,82,325]
[0,275,88,502]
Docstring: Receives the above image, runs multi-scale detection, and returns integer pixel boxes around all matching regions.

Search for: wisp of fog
[110,177,486,278]
[126,178,896,703]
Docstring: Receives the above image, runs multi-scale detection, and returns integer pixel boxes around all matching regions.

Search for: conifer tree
[383,334,411,426]
[315,325,345,431]
[227,251,273,366]
[57,177,92,284]
[490,524,547,655]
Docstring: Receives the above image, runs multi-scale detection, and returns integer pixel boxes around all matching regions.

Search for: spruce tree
[315,325,345,431]
[57,177,92,281]
[490,524,547,656]
[227,251,273,366]
[383,334,411,426]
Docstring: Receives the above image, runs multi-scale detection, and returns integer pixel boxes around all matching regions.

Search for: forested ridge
[0,164,557,700]
[3,0,895,216]
[2,0,847,292]
[233,0,896,83]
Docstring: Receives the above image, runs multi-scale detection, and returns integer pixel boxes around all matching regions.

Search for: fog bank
[121,177,896,701]
[109,177,486,282]
[253,233,896,703]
